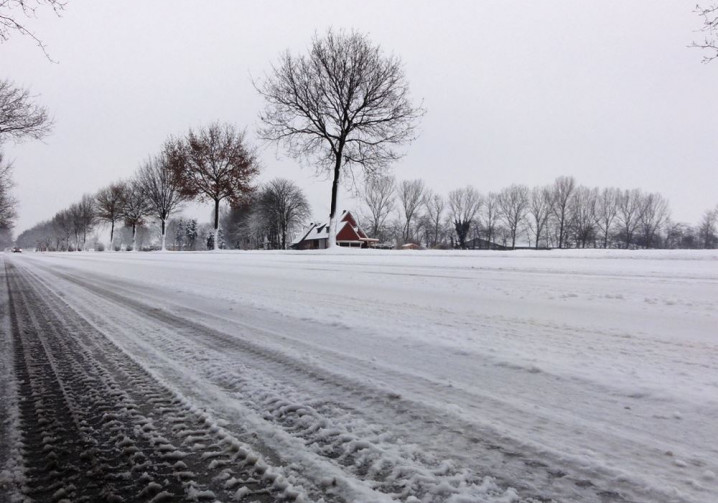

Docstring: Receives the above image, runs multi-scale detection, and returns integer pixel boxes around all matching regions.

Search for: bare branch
[0,0,65,60]
[0,78,53,143]
[692,3,718,62]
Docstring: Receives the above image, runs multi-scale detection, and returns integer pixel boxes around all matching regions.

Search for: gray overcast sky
[2,0,717,233]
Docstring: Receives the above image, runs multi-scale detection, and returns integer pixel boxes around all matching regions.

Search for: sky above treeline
[2,0,717,233]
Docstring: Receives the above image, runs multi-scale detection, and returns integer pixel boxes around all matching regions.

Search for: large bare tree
[169,123,258,251]
[0,78,52,142]
[258,29,424,248]
[138,153,185,251]
[95,181,127,249]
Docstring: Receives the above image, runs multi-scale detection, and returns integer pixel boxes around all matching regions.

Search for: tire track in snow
[24,260,701,503]
[5,260,299,502]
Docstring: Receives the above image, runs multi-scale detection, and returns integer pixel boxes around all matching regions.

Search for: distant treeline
[359,175,718,250]
[16,172,718,251]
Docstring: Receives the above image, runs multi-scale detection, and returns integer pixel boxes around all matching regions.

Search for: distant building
[464,237,511,250]
[292,211,379,250]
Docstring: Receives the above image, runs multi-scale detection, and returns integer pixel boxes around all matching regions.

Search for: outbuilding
[292,211,378,249]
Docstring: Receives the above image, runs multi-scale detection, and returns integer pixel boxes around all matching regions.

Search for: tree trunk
[132,223,137,252]
[110,220,115,251]
[161,218,167,251]
[213,199,220,251]
[328,144,344,249]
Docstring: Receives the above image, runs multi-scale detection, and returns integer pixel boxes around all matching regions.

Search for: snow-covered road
[1,249,716,502]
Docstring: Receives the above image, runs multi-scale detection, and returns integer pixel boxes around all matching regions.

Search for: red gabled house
[292,211,379,250]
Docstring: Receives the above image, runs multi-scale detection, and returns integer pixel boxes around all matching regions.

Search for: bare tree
[52,208,71,250]
[638,192,670,248]
[595,187,620,248]
[220,202,256,250]
[448,186,482,249]
[698,207,718,248]
[256,178,311,249]
[550,175,576,249]
[569,186,598,248]
[397,178,425,243]
[78,194,96,249]
[526,186,552,249]
[0,152,16,231]
[168,123,259,251]
[498,184,529,249]
[121,179,150,251]
[481,192,500,248]
[616,188,645,249]
[66,202,81,249]
[361,174,395,241]
[692,3,718,62]
[664,221,698,250]
[258,29,424,248]
[423,190,445,248]
[67,195,95,250]
[138,152,185,251]
[0,79,53,142]
[95,181,127,249]
[0,0,64,58]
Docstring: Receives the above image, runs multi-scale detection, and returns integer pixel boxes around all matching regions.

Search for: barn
[292,211,379,250]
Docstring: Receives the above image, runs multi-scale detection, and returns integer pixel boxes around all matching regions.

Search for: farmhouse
[292,211,379,250]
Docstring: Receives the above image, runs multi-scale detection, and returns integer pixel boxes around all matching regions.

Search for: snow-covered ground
[2,249,717,502]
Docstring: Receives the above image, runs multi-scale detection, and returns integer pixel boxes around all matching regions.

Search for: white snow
[5,248,718,502]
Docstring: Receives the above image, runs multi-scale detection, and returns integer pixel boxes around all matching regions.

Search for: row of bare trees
[359,174,716,249]
[17,122,316,252]
[17,122,261,251]
[151,178,312,252]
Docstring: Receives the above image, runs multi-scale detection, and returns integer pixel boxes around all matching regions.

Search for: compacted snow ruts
[2,259,298,502]
[1,250,717,503]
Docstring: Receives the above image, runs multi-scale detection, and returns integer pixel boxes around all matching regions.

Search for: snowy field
[1,249,717,502]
